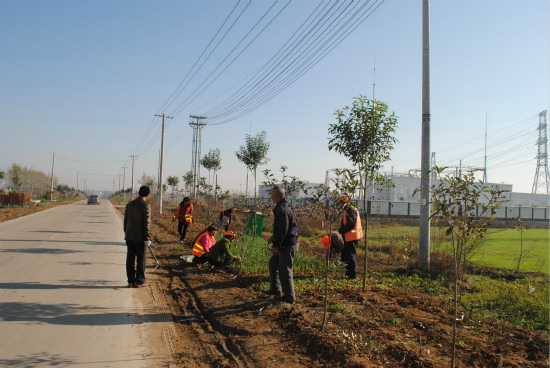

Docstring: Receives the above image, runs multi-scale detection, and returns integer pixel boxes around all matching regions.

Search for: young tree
[262,166,309,203]
[139,173,156,189]
[0,170,5,188]
[328,95,398,291]
[236,131,270,199]
[182,171,193,196]
[8,164,23,191]
[428,168,505,368]
[201,148,222,186]
[166,176,180,201]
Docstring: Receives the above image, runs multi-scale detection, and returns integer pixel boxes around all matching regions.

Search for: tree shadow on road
[0,301,173,326]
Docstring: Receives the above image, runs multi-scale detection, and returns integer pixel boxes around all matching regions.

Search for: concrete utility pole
[419,0,431,271]
[155,113,173,214]
[50,152,56,201]
[129,155,138,198]
[76,171,79,194]
[121,166,127,200]
[483,112,488,182]
[189,115,207,198]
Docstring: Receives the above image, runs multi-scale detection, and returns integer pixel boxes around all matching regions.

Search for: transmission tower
[532,110,549,194]
[189,115,207,198]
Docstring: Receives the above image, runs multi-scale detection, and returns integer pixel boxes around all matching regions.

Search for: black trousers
[178,220,190,241]
[126,240,146,284]
[208,255,234,269]
[341,240,358,279]
[192,255,209,264]
[269,244,299,303]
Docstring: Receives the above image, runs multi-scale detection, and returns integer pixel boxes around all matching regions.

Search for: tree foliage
[236,131,270,198]
[428,168,505,367]
[328,95,399,291]
[7,163,55,197]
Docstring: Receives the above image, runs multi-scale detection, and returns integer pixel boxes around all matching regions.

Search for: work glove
[145,240,152,247]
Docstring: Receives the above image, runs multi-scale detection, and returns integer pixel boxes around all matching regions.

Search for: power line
[206,1,345,118]
[156,0,250,114]
[170,0,292,117]
[207,0,385,125]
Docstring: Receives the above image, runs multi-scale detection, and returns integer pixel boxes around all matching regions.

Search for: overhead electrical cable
[170,0,292,117]
[57,156,125,164]
[205,0,358,119]
[195,0,331,115]
[127,1,247,162]
[207,0,385,125]
[202,0,336,117]
[156,0,250,114]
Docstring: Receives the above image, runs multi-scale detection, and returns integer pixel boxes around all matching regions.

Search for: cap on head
[139,186,150,197]
[225,231,237,238]
[269,185,285,198]
[338,195,350,202]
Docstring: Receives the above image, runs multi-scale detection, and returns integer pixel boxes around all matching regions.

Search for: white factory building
[260,175,548,207]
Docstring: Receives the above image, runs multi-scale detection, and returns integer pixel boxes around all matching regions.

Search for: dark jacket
[338,205,357,237]
[207,236,235,263]
[272,198,298,248]
[124,197,151,242]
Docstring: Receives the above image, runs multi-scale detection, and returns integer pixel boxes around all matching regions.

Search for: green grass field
[469,229,549,274]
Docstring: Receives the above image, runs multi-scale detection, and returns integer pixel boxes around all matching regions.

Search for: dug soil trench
[118,206,549,367]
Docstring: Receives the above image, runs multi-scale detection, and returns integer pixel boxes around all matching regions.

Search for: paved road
[0,201,171,367]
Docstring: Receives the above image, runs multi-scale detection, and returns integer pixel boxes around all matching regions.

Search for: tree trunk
[362,178,369,292]
[254,168,257,199]
[321,222,332,332]
[451,232,458,368]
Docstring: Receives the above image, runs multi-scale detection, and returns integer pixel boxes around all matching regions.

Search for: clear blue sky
[1,1,548,194]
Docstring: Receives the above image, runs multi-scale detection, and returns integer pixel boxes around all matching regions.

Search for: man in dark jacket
[123,186,151,288]
[267,185,299,304]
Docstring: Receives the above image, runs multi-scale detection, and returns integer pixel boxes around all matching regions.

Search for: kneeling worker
[207,231,241,270]
[192,225,218,265]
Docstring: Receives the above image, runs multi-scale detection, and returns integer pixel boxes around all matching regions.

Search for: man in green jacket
[207,231,241,270]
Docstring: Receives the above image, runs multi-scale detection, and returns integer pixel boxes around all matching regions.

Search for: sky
[1,0,548,195]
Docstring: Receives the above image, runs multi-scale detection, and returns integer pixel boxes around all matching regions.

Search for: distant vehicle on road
[87,195,100,205]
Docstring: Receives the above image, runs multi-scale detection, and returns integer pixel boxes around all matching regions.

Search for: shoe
[263,290,282,297]
[127,283,135,288]
[278,296,295,305]
[180,240,185,244]
[135,282,147,288]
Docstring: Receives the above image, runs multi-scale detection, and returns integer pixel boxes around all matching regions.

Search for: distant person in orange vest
[191,225,218,265]
[337,196,363,279]
[173,197,193,244]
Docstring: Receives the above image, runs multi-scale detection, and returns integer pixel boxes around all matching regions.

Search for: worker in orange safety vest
[173,197,194,244]
[337,196,363,279]
[191,224,218,265]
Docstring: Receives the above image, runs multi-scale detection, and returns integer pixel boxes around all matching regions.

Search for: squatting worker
[192,224,218,265]
[207,231,241,270]
[267,185,299,304]
[338,196,363,279]
[123,185,152,288]
[173,197,194,244]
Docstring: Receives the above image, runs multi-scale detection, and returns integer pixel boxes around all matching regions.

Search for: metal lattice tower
[430,152,438,179]
[532,110,549,194]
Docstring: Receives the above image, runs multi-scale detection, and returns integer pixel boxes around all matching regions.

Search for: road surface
[0,200,173,367]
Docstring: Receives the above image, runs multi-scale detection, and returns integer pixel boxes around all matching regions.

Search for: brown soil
[0,199,80,223]
[116,205,549,368]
